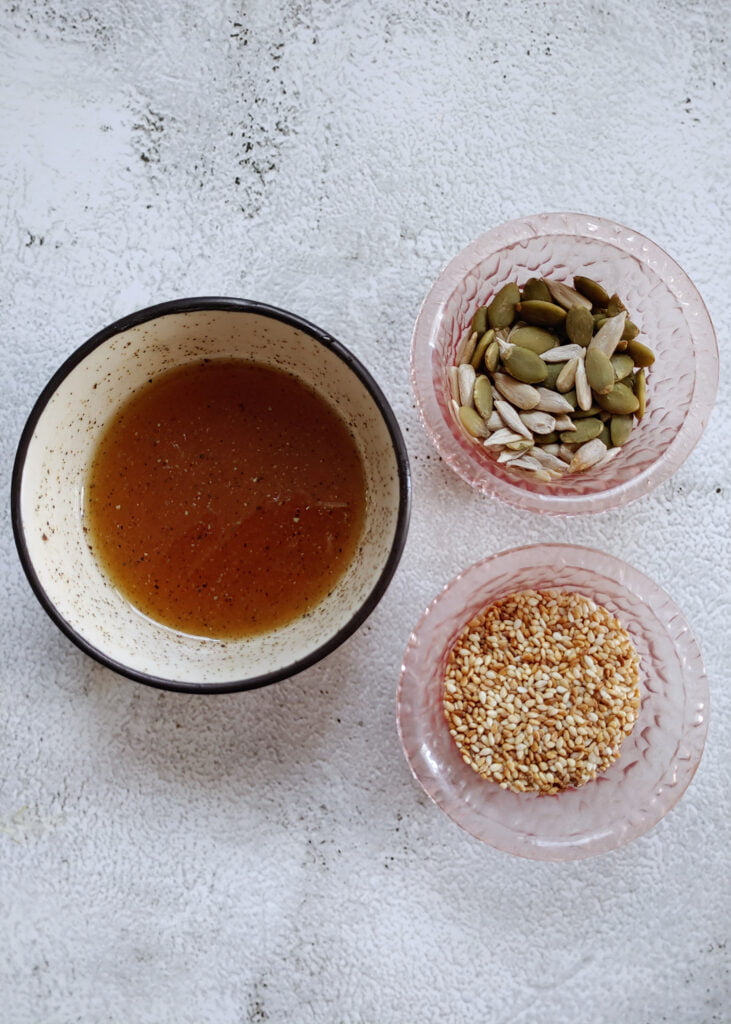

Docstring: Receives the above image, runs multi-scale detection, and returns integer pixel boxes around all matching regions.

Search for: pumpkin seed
[565,306,594,347]
[610,414,634,446]
[599,423,611,448]
[471,306,489,337]
[538,431,560,445]
[628,339,655,367]
[622,319,639,341]
[560,417,603,444]
[585,348,615,395]
[473,375,494,419]
[484,339,500,373]
[502,345,548,384]
[520,278,552,302]
[458,362,477,407]
[545,279,593,311]
[559,388,578,410]
[610,353,634,381]
[470,329,494,370]
[556,357,579,393]
[541,361,563,389]
[606,293,626,317]
[635,368,647,420]
[487,283,520,329]
[571,403,601,418]
[515,300,567,327]
[595,382,640,415]
[573,275,610,306]
[458,405,489,437]
[510,326,557,354]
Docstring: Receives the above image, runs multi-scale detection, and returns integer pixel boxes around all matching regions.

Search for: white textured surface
[1,2,729,1022]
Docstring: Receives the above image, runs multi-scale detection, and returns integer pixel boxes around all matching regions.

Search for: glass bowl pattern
[397,544,708,860]
[410,212,718,515]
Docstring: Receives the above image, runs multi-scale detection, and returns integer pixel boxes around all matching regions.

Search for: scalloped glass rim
[410,212,719,515]
[397,544,709,860]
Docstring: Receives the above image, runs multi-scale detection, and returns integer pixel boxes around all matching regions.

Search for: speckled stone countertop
[2,2,729,1022]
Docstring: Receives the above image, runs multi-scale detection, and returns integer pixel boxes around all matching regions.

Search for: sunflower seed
[544,279,593,311]
[492,373,541,410]
[588,311,626,357]
[456,330,478,366]
[486,409,505,431]
[495,400,533,439]
[574,357,593,411]
[534,388,575,414]
[483,429,526,447]
[519,410,556,434]
[530,447,569,473]
[568,438,608,473]
[540,344,586,363]
[448,365,459,403]
[505,438,534,452]
[554,414,576,432]
[497,447,531,463]
[458,363,477,407]
[556,357,579,392]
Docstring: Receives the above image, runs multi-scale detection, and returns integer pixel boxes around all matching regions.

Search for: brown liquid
[85,359,366,638]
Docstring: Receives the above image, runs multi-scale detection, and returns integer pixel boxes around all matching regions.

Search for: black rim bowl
[11,297,412,694]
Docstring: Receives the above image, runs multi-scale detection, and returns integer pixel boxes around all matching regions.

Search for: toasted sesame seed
[443,589,641,795]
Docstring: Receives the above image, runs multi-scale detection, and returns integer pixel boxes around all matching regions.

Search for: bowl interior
[17,305,406,688]
[398,544,708,860]
[412,214,718,513]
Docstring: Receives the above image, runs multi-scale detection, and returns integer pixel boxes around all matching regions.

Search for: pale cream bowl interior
[13,299,410,693]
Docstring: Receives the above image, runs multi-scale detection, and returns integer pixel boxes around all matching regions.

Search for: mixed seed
[449,275,655,482]
[443,589,641,794]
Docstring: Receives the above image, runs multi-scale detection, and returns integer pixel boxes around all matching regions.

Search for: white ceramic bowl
[13,298,411,693]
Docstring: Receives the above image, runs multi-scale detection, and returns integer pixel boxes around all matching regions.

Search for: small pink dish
[410,212,718,515]
[397,543,709,860]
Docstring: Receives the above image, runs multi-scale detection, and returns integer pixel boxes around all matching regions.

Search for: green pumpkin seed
[610,414,634,446]
[471,328,495,369]
[565,306,594,347]
[514,300,567,327]
[635,368,647,420]
[559,388,578,410]
[538,431,559,445]
[510,326,557,354]
[458,405,489,437]
[622,319,639,341]
[560,417,603,444]
[610,353,634,381]
[574,275,610,307]
[628,339,655,367]
[572,403,601,418]
[541,362,563,389]
[585,349,615,395]
[471,306,489,337]
[606,293,627,317]
[473,375,494,419]
[599,423,612,448]
[521,278,552,302]
[485,339,500,373]
[487,283,520,329]
[595,382,640,415]
[502,344,548,384]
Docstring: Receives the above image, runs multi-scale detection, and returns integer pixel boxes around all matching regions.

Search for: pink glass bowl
[397,544,708,860]
[410,212,718,515]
